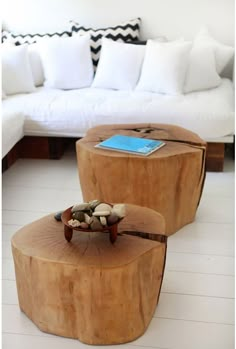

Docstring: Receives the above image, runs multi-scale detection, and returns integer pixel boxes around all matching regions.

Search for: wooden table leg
[64,225,73,242]
[109,225,117,244]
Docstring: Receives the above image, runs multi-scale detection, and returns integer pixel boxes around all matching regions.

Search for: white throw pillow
[184,44,221,93]
[39,34,94,89]
[28,43,45,86]
[195,27,234,74]
[136,40,192,95]
[2,44,35,95]
[92,38,145,90]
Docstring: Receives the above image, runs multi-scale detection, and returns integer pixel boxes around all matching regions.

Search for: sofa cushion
[28,43,45,86]
[184,44,221,93]
[136,40,192,95]
[195,27,234,74]
[92,38,145,90]
[70,18,141,69]
[2,111,25,158]
[2,79,234,140]
[38,34,94,89]
[2,44,35,95]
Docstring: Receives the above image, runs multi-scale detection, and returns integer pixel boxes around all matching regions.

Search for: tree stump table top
[76,123,206,235]
[12,204,166,265]
[12,204,167,345]
[82,123,206,158]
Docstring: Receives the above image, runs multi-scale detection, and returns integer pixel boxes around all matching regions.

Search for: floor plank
[155,293,234,324]
[2,186,83,213]
[133,317,234,349]
[2,259,15,280]
[2,224,23,242]
[2,305,51,338]
[2,210,49,226]
[2,333,167,349]
[196,196,234,224]
[162,271,234,298]
[168,222,234,256]
[2,280,18,305]
[165,252,234,275]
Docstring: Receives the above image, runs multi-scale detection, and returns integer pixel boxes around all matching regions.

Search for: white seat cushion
[2,79,234,140]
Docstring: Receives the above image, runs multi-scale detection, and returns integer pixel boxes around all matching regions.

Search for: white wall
[2,0,234,45]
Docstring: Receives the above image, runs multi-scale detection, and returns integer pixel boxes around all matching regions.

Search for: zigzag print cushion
[2,29,71,45]
[70,18,141,69]
[1,30,9,43]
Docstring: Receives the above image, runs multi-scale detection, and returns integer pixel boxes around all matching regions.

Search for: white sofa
[2,24,235,171]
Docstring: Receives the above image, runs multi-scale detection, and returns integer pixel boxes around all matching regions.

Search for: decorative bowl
[61,205,123,244]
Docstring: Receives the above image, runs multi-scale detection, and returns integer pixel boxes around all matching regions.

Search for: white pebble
[93,210,110,217]
[68,219,80,227]
[95,203,112,213]
[100,216,107,226]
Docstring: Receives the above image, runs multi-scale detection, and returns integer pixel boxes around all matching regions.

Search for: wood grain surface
[76,123,206,235]
[11,204,167,344]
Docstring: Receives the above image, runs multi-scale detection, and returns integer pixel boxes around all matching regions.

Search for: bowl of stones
[61,200,126,244]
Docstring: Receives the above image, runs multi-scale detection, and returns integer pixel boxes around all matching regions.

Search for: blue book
[95,134,165,156]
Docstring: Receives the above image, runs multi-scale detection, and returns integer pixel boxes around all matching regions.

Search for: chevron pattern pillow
[1,30,9,43]
[70,18,141,69]
[2,29,71,45]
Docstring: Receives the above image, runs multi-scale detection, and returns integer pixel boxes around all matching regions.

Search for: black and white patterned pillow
[70,18,141,69]
[1,30,10,43]
[2,30,71,45]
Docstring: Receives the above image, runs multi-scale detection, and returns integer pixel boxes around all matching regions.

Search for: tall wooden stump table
[12,204,167,345]
[76,123,206,235]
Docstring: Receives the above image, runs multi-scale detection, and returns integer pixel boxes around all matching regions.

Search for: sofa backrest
[2,0,234,78]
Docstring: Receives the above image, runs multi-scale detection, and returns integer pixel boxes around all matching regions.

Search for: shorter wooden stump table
[76,123,207,235]
[12,204,167,345]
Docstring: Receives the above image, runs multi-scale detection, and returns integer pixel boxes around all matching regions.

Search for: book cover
[95,134,165,156]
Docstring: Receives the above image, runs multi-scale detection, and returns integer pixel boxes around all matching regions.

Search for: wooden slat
[206,142,225,172]
[18,136,65,159]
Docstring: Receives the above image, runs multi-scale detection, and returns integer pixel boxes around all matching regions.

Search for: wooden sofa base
[2,136,77,172]
[2,136,231,173]
[18,136,66,159]
[205,143,225,172]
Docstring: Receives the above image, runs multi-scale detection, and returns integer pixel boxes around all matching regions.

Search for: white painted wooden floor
[2,148,235,349]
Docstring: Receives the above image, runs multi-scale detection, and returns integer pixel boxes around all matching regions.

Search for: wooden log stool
[76,123,206,235]
[11,204,167,345]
